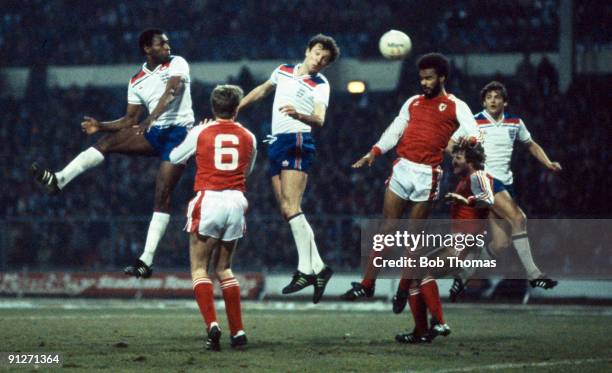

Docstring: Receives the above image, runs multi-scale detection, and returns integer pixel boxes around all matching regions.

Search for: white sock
[288,214,324,274]
[512,232,542,280]
[139,212,170,266]
[55,147,105,189]
[306,221,325,274]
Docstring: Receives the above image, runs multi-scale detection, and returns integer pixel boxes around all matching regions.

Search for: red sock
[193,277,216,329]
[420,278,444,324]
[361,249,383,289]
[220,277,244,336]
[398,278,411,292]
[408,289,428,336]
[360,278,376,289]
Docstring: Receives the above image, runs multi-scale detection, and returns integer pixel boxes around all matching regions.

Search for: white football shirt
[268,64,330,135]
[127,55,195,128]
[475,110,532,185]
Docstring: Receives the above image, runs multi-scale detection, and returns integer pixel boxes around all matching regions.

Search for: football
[379,30,412,60]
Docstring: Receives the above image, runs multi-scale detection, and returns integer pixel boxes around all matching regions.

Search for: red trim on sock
[220,277,244,336]
[193,279,216,329]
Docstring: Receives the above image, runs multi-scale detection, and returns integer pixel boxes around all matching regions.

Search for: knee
[191,267,208,280]
[216,268,233,280]
[93,137,111,154]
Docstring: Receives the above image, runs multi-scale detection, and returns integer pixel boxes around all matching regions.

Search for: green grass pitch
[0,302,610,372]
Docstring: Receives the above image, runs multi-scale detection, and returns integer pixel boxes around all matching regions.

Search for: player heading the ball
[237,34,340,304]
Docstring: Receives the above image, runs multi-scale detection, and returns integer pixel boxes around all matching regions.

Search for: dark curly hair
[452,140,486,170]
[416,53,450,79]
[307,34,340,64]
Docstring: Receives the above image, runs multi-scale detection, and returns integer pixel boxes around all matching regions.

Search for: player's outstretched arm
[81,104,144,134]
[525,140,562,172]
[238,81,275,113]
[445,192,469,205]
[135,76,185,135]
[352,151,376,168]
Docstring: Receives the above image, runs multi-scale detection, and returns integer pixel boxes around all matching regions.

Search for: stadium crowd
[1,52,609,273]
[0,0,564,66]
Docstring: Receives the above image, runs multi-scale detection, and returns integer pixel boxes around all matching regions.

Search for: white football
[379,30,412,60]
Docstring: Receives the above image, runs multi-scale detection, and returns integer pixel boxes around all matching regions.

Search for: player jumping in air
[449,81,560,300]
[237,34,340,303]
[169,85,257,351]
[342,54,481,319]
[31,29,194,278]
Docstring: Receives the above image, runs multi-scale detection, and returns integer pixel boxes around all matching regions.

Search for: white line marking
[407,358,612,372]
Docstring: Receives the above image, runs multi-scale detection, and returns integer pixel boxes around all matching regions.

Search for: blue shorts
[492,178,515,198]
[267,132,316,177]
[144,126,189,161]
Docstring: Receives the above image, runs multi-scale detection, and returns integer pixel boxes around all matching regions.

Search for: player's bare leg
[215,240,247,348]
[32,127,155,194]
[491,191,557,289]
[273,173,314,294]
[342,187,409,301]
[190,233,221,351]
[276,170,333,302]
[124,160,185,278]
[393,201,431,313]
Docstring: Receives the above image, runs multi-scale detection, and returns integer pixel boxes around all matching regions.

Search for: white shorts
[185,190,248,241]
[387,158,443,202]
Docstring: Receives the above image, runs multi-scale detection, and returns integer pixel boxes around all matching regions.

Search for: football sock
[512,232,543,280]
[139,212,170,266]
[408,289,428,336]
[419,277,445,324]
[398,278,411,292]
[55,147,105,189]
[289,213,324,274]
[361,278,375,290]
[361,250,383,287]
[193,277,217,329]
[220,277,244,336]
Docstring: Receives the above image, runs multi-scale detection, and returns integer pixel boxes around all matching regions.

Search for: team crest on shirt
[439,103,447,112]
[508,128,518,140]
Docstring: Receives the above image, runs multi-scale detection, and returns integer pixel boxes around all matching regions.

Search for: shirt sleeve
[517,118,532,143]
[468,171,495,207]
[372,96,415,155]
[268,65,281,86]
[313,82,330,107]
[246,130,258,176]
[451,100,481,142]
[168,56,190,81]
[169,125,204,164]
[127,80,142,105]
